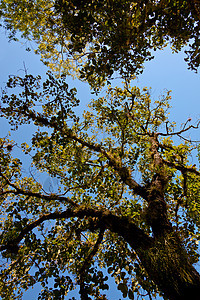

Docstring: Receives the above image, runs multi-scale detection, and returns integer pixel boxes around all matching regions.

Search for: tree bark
[105,214,200,300]
[138,235,200,300]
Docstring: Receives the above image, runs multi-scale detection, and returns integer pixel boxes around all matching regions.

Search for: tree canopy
[0,0,199,88]
[0,1,200,300]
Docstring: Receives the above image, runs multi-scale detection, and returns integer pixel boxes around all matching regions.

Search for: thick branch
[0,206,153,253]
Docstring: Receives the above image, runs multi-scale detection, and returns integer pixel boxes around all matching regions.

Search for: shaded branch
[0,206,153,254]
[80,227,105,274]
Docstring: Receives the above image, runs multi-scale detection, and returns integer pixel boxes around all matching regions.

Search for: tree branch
[0,168,78,207]
[80,227,105,274]
[158,120,200,137]
[13,108,149,201]
[79,227,105,300]
[163,159,200,176]
[0,206,153,254]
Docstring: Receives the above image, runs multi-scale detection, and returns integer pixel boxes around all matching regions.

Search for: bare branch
[158,120,200,137]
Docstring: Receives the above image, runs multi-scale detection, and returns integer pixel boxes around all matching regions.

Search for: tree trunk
[103,211,200,300]
[131,134,200,299]
[137,234,200,300]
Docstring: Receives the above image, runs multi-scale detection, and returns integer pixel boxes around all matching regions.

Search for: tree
[0,1,200,300]
[0,73,200,299]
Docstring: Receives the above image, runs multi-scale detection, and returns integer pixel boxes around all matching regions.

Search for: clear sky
[1,29,200,300]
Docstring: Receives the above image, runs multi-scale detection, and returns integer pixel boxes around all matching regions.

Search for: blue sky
[1,30,200,300]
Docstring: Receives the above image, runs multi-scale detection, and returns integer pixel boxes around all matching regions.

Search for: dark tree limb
[0,206,153,253]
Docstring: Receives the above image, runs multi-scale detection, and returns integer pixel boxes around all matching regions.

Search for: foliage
[0,0,200,89]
